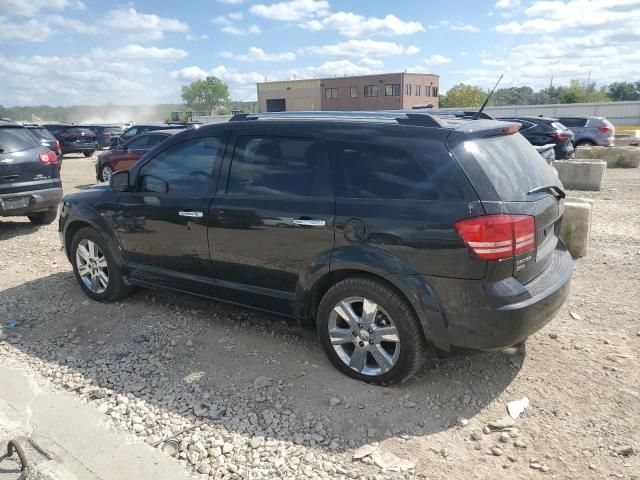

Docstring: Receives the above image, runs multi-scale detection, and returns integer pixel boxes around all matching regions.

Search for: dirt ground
[1,152,638,479]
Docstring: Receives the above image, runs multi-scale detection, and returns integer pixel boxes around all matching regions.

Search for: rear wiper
[527,184,566,199]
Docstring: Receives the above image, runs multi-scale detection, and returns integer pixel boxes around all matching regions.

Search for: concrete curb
[560,198,593,258]
[575,146,640,168]
[554,160,606,191]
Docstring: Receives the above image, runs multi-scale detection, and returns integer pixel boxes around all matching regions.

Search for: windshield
[0,127,39,153]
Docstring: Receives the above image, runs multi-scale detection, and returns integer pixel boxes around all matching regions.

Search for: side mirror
[110,170,130,192]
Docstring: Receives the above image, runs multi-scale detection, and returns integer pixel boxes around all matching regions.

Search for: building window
[385,84,400,96]
[324,88,338,99]
[415,85,421,96]
[425,85,431,97]
[405,84,412,96]
[364,85,378,97]
[350,86,357,98]
[432,86,438,97]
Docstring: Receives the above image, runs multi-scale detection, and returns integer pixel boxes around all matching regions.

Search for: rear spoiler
[445,120,522,147]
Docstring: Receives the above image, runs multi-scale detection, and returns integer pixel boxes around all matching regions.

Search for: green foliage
[180,76,230,115]
[607,81,640,101]
[439,83,486,108]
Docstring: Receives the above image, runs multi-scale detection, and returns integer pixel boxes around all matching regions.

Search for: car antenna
[473,74,503,120]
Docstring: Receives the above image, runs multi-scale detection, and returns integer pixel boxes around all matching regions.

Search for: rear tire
[83,151,94,158]
[70,227,131,302]
[575,140,595,148]
[317,276,426,385]
[28,209,57,225]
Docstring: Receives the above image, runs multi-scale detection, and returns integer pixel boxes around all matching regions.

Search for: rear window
[451,133,560,201]
[0,127,39,153]
[66,128,96,137]
[29,127,56,141]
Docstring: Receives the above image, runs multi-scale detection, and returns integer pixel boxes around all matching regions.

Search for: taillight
[454,214,535,260]
[551,130,572,140]
[598,126,613,133]
[39,150,59,164]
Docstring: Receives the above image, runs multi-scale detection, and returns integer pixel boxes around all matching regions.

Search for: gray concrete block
[553,160,606,191]
[560,198,592,258]
[574,145,640,168]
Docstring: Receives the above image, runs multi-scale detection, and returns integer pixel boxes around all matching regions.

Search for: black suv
[59,111,572,384]
[84,125,123,150]
[43,124,98,157]
[1,120,62,224]
[497,116,574,159]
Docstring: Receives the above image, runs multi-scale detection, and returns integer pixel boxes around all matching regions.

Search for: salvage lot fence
[441,101,640,126]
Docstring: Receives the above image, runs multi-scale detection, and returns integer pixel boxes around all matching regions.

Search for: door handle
[179,211,204,218]
[293,219,326,227]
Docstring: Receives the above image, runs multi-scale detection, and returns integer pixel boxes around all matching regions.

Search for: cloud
[291,58,386,78]
[300,12,424,37]
[450,23,480,32]
[96,45,188,62]
[48,14,98,34]
[495,0,521,7]
[186,33,208,41]
[101,7,188,41]
[217,0,244,4]
[305,39,420,57]
[213,14,261,35]
[222,24,262,35]
[0,17,53,42]
[250,0,329,21]
[0,0,84,17]
[230,47,296,62]
[424,54,452,65]
[495,0,640,34]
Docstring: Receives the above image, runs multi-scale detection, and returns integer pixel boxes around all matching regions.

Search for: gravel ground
[1,153,639,479]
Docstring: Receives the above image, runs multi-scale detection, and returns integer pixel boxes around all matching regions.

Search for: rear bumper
[426,243,573,351]
[0,187,63,216]
[62,144,97,153]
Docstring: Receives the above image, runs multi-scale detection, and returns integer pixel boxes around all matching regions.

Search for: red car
[96,129,183,182]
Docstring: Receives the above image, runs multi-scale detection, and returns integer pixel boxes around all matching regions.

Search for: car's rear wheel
[575,140,595,148]
[100,164,114,182]
[317,276,426,385]
[27,209,57,225]
[83,151,94,158]
[70,227,131,302]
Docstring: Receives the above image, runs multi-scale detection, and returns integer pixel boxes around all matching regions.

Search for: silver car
[558,116,615,147]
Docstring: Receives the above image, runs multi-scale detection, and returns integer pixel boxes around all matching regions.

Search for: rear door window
[559,118,587,127]
[228,136,329,197]
[329,141,438,200]
[0,127,39,153]
[146,134,168,148]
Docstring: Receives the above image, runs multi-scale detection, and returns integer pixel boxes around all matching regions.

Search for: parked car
[84,125,124,150]
[557,116,615,147]
[23,124,63,162]
[96,129,183,182]
[59,111,572,384]
[497,116,574,159]
[109,123,178,149]
[0,120,62,224]
[42,124,98,157]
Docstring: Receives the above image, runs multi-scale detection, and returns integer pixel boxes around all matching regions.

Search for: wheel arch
[62,207,124,267]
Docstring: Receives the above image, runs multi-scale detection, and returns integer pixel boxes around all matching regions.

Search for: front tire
[83,151,94,158]
[317,276,426,385]
[28,209,57,225]
[575,140,595,148]
[70,227,131,302]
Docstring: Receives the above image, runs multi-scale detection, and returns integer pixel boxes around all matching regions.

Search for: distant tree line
[439,80,640,108]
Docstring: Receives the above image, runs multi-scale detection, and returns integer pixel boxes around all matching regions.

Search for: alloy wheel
[75,239,109,294]
[101,165,113,182]
[328,296,400,376]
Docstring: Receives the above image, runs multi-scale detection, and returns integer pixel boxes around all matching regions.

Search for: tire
[100,164,114,183]
[70,227,131,302]
[317,276,426,385]
[83,151,94,158]
[575,140,595,148]
[27,209,57,225]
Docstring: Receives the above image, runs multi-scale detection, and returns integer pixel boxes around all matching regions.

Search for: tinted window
[122,127,138,139]
[0,127,39,153]
[28,127,56,141]
[139,137,222,195]
[559,117,587,127]
[228,136,328,197]
[127,136,148,149]
[330,141,438,200]
[146,134,168,147]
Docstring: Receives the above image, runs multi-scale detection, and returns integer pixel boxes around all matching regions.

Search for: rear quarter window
[0,127,39,153]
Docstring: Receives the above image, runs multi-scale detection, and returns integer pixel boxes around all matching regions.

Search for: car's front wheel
[100,164,114,182]
[83,151,94,158]
[70,227,131,302]
[317,276,426,385]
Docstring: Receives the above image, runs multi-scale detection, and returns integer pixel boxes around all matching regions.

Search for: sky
[0,0,639,106]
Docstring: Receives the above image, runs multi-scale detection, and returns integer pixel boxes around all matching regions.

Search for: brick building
[257,72,439,112]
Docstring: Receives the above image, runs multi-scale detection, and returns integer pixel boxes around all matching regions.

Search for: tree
[491,86,534,106]
[440,83,486,108]
[607,81,640,101]
[180,76,230,115]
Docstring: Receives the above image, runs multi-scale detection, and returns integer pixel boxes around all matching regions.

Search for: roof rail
[229,110,443,128]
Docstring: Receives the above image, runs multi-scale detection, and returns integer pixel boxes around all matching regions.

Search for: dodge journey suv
[59,111,573,384]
